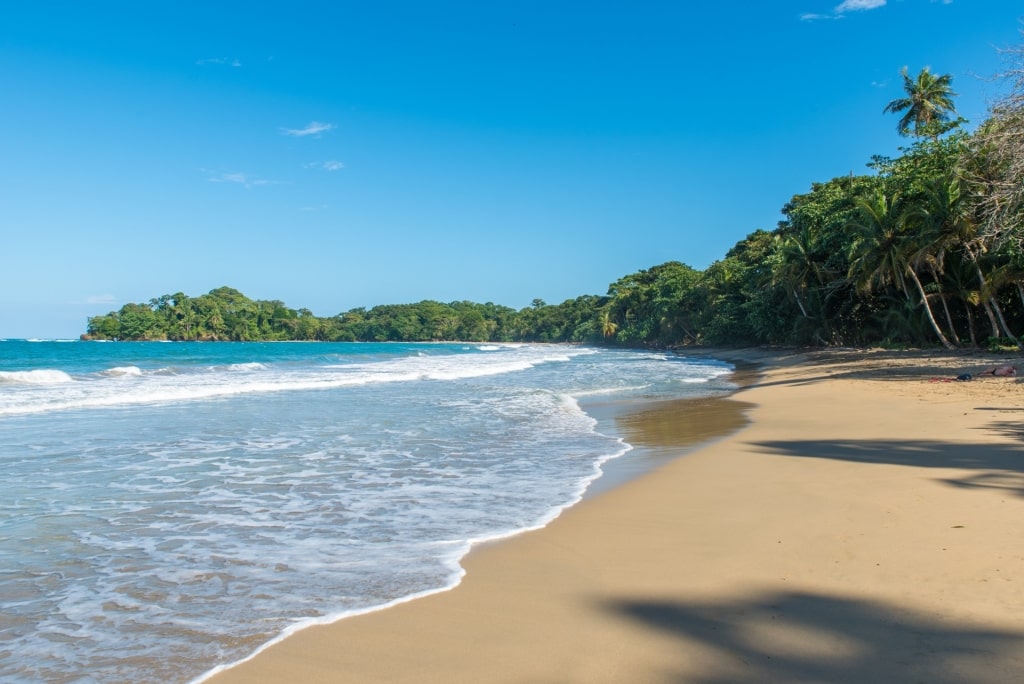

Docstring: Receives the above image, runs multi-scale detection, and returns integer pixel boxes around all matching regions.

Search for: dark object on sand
[955,373,972,382]
[978,365,1017,377]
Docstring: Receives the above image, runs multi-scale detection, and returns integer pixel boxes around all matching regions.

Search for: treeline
[83,287,609,343]
[87,47,1024,349]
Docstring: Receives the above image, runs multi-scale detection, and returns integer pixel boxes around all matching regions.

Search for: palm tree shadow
[750,434,1024,498]
[980,419,1024,442]
[604,590,1024,683]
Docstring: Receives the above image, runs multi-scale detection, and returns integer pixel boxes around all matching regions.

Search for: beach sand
[206,348,1024,683]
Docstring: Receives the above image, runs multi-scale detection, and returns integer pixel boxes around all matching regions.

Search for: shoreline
[195,352,752,683]
[206,347,1024,683]
[582,359,759,499]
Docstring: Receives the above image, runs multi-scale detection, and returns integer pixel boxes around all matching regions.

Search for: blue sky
[1,1,1021,338]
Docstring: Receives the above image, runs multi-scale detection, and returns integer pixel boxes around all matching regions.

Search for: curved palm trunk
[963,245,1021,347]
[929,267,961,346]
[990,295,1022,348]
[966,306,978,347]
[793,289,809,319]
[982,301,1001,339]
[939,294,961,345]
[973,262,1022,347]
[906,266,955,349]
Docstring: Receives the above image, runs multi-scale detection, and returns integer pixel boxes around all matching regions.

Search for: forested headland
[85,44,1024,350]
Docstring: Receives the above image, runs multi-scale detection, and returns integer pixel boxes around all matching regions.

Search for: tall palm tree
[917,177,1021,347]
[883,66,958,140]
[847,191,956,349]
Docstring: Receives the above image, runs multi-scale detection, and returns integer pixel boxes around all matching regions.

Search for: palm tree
[772,227,825,321]
[917,177,1021,347]
[847,191,956,349]
[600,311,618,339]
[884,66,958,140]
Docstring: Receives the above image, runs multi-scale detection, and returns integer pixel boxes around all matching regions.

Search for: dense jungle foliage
[86,47,1024,349]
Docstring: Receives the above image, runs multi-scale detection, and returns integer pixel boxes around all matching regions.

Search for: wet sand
[205,348,1024,683]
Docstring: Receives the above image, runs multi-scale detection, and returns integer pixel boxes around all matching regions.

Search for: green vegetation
[86,52,1024,350]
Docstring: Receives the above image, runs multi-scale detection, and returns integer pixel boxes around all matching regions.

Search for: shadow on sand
[750,428,1024,498]
[604,589,1024,683]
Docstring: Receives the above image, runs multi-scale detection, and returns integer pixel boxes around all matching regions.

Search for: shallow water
[0,340,733,683]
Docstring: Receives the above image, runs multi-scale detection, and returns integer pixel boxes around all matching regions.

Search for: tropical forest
[85,45,1024,350]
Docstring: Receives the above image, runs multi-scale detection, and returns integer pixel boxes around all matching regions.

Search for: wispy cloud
[196,57,242,67]
[86,294,118,305]
[281,121,335,137]
[299,204,329,212]
[802,0,885,20]
[206,171,282,189]
[836,0,885,11]
[306,160,345,171]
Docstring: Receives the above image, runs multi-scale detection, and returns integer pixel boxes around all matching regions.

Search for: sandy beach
[206,347,1024,683]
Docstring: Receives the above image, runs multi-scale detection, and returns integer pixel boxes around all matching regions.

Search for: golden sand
[207,348,1024,683]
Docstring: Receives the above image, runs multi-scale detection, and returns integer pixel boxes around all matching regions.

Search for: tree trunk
[966,306,978,347]
[793,289,809,319]
[939,294,961,346]
[931,268,960,346]
[982,300,1001,339]
[963,246,1021,347]
[990,294,1023,348]
[906,266,956,349]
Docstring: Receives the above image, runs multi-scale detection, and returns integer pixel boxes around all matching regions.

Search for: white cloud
[282,121,335,137]
[306,160,345,171]
[196,57,241,67]
[206,171,280,189]
[86,294,118,305]
[800,12,839,21]
[835,0,885,12]
[802,0,884,21]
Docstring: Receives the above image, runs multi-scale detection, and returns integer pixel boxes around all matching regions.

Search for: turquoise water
[0,340,733,682]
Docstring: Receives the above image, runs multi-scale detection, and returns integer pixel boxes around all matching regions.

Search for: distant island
[84,286,594,344]
[87,64,1024,350]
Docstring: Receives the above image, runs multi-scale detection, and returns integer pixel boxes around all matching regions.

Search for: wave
[0,346,726,419]
[227,362,267,371]
[102,366,143,377]
[0,369,75,385]
[0,347,593,416]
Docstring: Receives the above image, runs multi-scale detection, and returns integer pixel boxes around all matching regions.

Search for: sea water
[0,340,734,683]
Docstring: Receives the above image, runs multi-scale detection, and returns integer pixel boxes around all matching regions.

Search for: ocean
[0,340,734,683]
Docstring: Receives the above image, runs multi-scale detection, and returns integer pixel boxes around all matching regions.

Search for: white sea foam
[102,365,143,377]
[0,345,599,417]
[227,362,267,371]
[190,399,632,684]
[0,342,736,684]
[0,369,74,385]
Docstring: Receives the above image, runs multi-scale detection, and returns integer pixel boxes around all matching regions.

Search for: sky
[1,1,1022,338]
